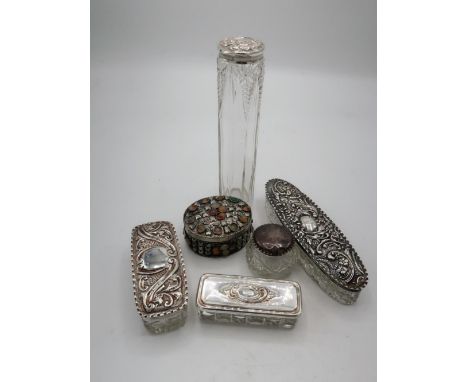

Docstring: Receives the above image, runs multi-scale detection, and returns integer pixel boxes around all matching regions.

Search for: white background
[2,1,467,382]
[91,1,376,381]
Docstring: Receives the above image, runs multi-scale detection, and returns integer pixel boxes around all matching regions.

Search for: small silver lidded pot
[183,195,253,257]
[246,224,296,279]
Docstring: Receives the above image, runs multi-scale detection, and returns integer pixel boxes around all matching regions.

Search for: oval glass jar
[246,224,296,279]
[265,178,368,304]
[183,196,253,257]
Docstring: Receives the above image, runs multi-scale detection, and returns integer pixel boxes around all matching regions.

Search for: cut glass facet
[217,37,264,204]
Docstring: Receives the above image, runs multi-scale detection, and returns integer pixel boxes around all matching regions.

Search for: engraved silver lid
[218,36,264,62]
[197,273,301,317]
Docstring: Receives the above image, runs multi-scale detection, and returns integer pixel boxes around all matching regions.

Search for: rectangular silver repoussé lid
[196,273,301,328]
[131,221,188,334]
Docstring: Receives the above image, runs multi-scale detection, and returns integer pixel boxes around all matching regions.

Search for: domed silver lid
[253,224,294,256]
[218,37,264,62]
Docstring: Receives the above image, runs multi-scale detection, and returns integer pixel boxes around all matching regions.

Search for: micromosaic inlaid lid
[183,196,253,243]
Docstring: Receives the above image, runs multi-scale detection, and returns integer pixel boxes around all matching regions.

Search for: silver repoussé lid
[196,273,301,328]
[218,36,264,62]
[131,221,188,333]
[265,179,368,304]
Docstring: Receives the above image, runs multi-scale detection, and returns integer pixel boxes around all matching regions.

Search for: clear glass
[197,273,301,328]
[217,55,264,204]
[246,239,297,279]
[144,310,187,334]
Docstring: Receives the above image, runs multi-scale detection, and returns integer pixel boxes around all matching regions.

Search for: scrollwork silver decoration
[266,179,368,292]
[218,36,264,61]
[131,221,188,329]
[222,282,276,304]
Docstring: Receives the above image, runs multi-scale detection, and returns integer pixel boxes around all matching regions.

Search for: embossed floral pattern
[266,179,368,291]
[131,222,188,316]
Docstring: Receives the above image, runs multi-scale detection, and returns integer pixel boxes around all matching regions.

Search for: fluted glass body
[217,55,264,204]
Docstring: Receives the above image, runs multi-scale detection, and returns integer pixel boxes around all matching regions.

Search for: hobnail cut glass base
[245,239,296,279]
[143,310,187,334]
[198,309,296,329]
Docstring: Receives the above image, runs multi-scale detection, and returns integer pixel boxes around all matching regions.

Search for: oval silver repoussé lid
[265,179,368,304]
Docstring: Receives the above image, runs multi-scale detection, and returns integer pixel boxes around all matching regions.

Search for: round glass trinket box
[183,196,253,257]
[246,224,296,279]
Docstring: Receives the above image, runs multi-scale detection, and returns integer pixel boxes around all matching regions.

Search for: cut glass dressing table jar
[217,37,265,204]
[196,273,301,328]
[246,224,296,279]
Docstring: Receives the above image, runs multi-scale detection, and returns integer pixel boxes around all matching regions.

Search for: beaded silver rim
[131,221,188,321]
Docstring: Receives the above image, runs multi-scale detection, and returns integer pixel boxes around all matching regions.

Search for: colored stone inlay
[239,215,249,224]
[183,225,252,257]
[183,195,253,257]
[229,223,239,232]
[208,208,218,216]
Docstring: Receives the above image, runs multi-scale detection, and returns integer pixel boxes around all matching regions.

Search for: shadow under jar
[246,224,296,279]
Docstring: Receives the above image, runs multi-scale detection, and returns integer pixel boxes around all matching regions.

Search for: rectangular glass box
[265,178,368,305]
[196,273,301,328]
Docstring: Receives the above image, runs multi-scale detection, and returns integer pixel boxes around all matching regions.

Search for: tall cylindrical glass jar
[217,37,265,204]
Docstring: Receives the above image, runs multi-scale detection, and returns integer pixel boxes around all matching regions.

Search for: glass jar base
[245,239,296,279]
